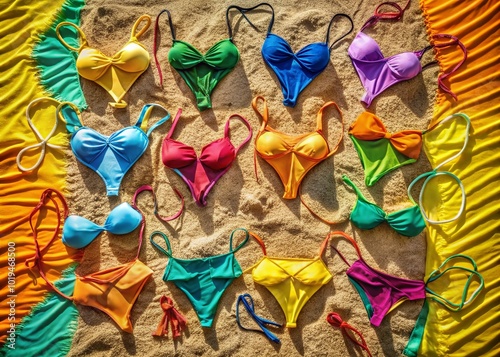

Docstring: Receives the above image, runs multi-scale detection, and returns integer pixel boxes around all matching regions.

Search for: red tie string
[327,312,372,357]
[152,295,187,338]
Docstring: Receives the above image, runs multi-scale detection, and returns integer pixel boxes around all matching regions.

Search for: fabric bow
[349,111,423,159]
[327,312,372,357]
[152,295,187,338]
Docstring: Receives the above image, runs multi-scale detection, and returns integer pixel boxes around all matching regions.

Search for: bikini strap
[56,101,84,134]
[152,295,187,338]
[342,175,369,202]
[327,312,373,357]
[17,97,66,172]
[425,254,484,311]
[154,9,176,87]
[150,231,173,257]
[361,0,411,31]
[424,112,471,171]
[55,21,88,52]
[229,228,250,253]
[235,293,282,344]
[431,34,467,101]
[318,232,333,257]
[130,15,151,41]
[135,103,171,137]
[226,3,274,40]
[326,14,354,50]
[404,254,484,356]
[251,96,270,131]
[327,231,364,267]
[249,231,267,256]
[164,108,182,140]
[408,170,465,224]
[252,96,270,184]
[132,184,185,223]
[407,113,470,224]
[25,189,74,301]
[317,101,344,158]
[225,114,253,154]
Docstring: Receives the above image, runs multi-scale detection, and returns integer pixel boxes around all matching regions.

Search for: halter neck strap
[17,97,66,172]
[135,103,171,137]
[56,22,88,52]
[361,0,411,31]
[149,231,173,257]
[165,108,183,139]
[225,114,253,153]
[317,101,344,158]
[25,189,74,301]
[408,113,470,224]
[326,14,354,50]
[132,184,185,223]
[226,3,274,39]
[251,95,269,131]
[154,9,176,87]
[131,15,151,41]
[424,112,471,171]
[56,101,84,134]
[235,293,282,344]
[229,228,250,253]
[249,231,267,255]
[431,34,467,101]
[328,231,364,267]
[327,312,373,357]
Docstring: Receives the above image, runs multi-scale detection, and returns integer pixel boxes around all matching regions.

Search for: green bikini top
[349,111,469,187]
[344,112,471,236]
[153,6,262,110]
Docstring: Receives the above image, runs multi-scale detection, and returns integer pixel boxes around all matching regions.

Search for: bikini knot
[152,295,187,338]
[326,312,344,327]
[384,131,392,139]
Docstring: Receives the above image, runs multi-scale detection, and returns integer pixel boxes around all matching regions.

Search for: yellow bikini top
[56,15,152,108]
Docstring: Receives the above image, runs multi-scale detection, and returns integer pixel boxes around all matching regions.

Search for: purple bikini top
[348,1,467,107]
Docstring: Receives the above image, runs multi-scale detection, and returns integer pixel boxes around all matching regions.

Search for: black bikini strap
[165,108,183,140]
[226,2,275,39]
[326,14,354,50]
[150,231,173,257]
[361,0,411,31]
[229,228,250,253]
[154,9,176,87]
[225,114,253,154]
[132,185,185,223]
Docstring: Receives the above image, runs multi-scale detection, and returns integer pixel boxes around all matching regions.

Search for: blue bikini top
[63,202,142,249]
[62,185,184,249]
[57,103,170,196]
[254,4,353,106]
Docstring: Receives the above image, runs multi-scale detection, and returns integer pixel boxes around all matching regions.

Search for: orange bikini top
[252,96,344,199]
[56,15,152,108]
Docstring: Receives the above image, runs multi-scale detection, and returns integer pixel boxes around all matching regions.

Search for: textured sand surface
[66,0,436,355]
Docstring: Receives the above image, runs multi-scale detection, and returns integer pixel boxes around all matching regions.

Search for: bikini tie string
[236,293,282,344]
[152,295,187,338]
[327,312,373,357]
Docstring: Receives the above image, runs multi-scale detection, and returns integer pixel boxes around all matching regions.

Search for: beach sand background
[65,0,436,355]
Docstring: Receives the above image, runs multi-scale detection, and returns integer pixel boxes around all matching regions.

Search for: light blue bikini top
[62,185,184,249]
[57,103,170,196]
[62,202,142,249]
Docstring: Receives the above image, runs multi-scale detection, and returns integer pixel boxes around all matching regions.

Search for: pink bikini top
[161,109,252,206]
[348,1,467,106]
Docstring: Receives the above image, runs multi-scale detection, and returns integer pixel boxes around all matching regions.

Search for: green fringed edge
[32,0,87,110]
[0,264,79,357]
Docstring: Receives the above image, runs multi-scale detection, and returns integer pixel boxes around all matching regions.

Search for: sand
[65,0,436,356]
